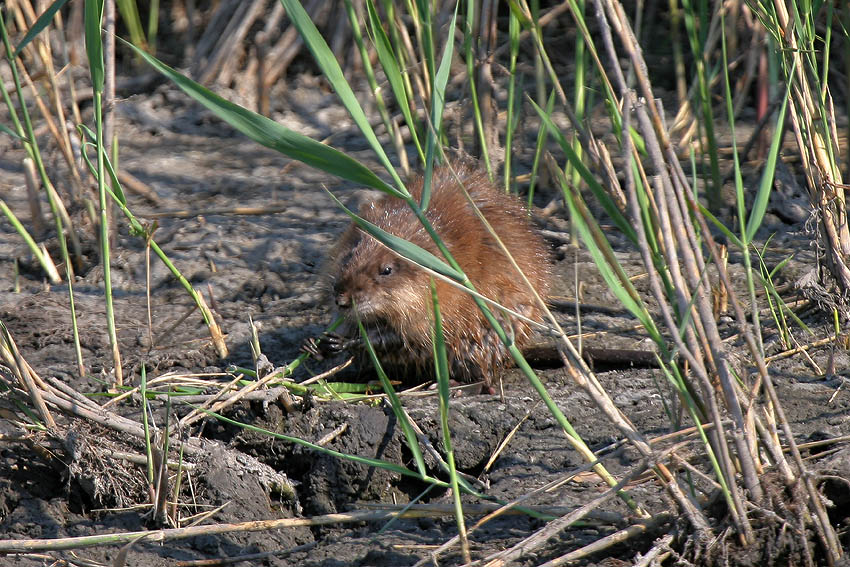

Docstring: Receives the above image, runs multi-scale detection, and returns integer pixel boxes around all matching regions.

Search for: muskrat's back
[330,161,551,392]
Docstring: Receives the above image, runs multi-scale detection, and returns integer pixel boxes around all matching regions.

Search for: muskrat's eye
[379,264,393,276]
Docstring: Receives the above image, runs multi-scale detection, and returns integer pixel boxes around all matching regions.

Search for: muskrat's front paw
[323,332,359,353]
[301,333,360,360]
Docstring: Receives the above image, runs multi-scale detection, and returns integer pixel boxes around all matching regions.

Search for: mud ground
[1,76,849,566]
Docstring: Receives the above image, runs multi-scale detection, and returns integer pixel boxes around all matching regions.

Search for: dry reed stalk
[595,0,843,557]
[0,322,55,428]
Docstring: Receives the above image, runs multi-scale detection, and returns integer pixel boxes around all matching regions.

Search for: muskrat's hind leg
[456,360,496,395]
[477,372,496,396]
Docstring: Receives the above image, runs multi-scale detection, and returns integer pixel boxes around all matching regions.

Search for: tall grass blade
[324,190,461,280]
[679,0,722,210]
[13,0,71,57]
[746,81,791,242]
[699,204,744,249]
[1,12,85,376]
[414,0,435,84]
[528,90,556,205]
[567,0,588,214]
[463,0,491,174]
[365,0,423,162]
[430,280,469,562]
[358,319,427,478]
[504,8,521,192]
[0,122,28,142]
[278,0,403,190]
[115,0,147,50]
[345,0,404,170]
[84,0,105,92]
[561,176,659,343]
[0,200,60,283]
[140,365,154,484]
[121,38,400,197]
[529,97,637,243]
[147,0,160,50]
[421,3,458,209]
[86,0,122,384]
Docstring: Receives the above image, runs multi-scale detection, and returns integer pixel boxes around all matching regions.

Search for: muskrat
[323,161,551,393]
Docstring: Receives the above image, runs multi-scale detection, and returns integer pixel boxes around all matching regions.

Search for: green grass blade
[680,0,722,210]
[366,0,423,162]
[278,0,403,191]
[147,0,160,50]
[548,161,663,346]
[84,0,105,93]
[0,122,28,142]
[121,37,400,197]
[414,0,435,83]
[755,244,812,335]
[528,89,556,205]
[202,406,444,485]
[0,200,60,283]
[140,365,154,484]
[745,76,792,242]
[463,0,492,175]
[76,125,125,206]
[698,203,745,250]
[504,8,521,193]
[85,0,119,381]
[115,0,147,50]
[430,279,468,557]
[431,282,451,404]
[529,96,638,243]
[429,3,456,138]
[345,0,402,168]
[566,191,658,341]
[358,319,427,478]
[324,190,461,281]
[421,2,459,209]
[13,0,71,57]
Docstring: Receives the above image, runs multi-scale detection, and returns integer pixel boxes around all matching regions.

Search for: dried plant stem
[14,0,87,199]
[0,507,522,553]
[600,0,768,515]
[538,517,672,567]
[0,321,55,428]
[0,12,87,379]
[480,457,654,566]
[773,1,850,307]
[21,157,45,234]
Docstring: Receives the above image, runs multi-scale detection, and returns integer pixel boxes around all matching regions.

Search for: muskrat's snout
[335,292,351,309]
[333,280,352,309]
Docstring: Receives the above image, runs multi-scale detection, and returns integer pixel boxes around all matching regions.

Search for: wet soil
[1,78,849,566]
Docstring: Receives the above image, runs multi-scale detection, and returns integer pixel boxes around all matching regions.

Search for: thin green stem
[0,15,84,375]
[94,89,123,385]
[463,0,491,174]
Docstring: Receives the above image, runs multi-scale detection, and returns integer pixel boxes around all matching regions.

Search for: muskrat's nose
[335,290,351,309]
[333,281,351,308]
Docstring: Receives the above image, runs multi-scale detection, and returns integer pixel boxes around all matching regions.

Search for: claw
[301,333,361,360]
[323,332,359,353]
[300,337,325,360]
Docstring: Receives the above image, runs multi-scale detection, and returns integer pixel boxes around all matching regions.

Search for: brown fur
[329,161,551,390]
